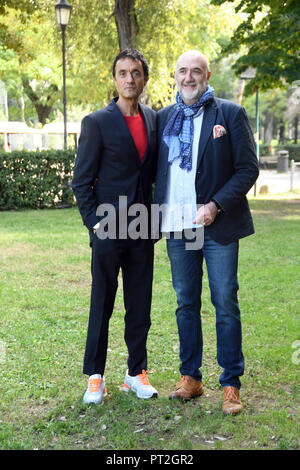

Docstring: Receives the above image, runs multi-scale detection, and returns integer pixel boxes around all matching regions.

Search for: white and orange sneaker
[83,374,107,405]
[122,369,158,399]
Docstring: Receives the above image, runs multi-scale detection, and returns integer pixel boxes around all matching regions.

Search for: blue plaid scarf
[163,85,214,171]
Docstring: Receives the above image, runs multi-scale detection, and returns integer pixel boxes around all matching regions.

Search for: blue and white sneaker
[83,374,107,404]
[122,369,158,399]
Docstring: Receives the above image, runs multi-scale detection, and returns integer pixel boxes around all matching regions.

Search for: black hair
[112,48,149,78]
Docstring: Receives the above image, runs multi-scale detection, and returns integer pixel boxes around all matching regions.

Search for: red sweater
[124,112,147,162]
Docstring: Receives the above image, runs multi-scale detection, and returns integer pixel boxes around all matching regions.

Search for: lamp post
[55,0,72,150]
[240,67,259,196]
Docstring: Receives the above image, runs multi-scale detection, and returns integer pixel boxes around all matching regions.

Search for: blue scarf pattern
[163,85,214,171]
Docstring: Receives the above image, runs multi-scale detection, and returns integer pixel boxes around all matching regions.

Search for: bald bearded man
[154,50,259,414]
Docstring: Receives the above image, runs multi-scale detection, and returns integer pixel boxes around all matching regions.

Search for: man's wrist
[211,199,222,213]
[93,222,100,233]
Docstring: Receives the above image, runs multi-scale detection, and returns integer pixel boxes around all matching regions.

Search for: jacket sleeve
[212,106,259,212]
[72,115,103,230]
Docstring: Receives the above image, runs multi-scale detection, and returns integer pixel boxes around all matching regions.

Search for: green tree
[68,0,244,108]
[0,0,39,49]
[286,86,300,143]
[68,0,196,108]
[0,5,62,124]
[242,88,289,144]
[211,0,300,93]
[0,0,247,123]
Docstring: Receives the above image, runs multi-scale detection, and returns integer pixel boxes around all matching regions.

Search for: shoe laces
[178,375,187,383]
[137,370,150,386]
[89,377,102,393]
[224,387,239,402]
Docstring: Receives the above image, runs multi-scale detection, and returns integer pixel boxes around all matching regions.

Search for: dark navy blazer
[72,98,157,234]
[154,97,259,245]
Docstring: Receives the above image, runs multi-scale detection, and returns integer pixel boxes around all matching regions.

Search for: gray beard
[177,82,207,104]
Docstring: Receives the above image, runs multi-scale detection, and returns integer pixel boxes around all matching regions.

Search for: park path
[248,169,300,195]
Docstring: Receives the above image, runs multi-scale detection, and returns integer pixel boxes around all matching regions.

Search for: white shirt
[161,111,204,234]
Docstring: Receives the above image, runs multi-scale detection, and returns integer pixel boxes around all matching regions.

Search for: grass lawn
[0,195,299,450]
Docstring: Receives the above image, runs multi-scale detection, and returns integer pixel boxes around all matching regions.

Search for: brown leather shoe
[169,376,203,400]
[222,386,243,415]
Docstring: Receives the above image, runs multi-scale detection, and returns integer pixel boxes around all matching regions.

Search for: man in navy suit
[154,50,259,414]
[72,49,158,404]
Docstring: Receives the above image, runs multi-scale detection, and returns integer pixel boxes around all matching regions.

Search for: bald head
[176,50,210,74]
[174,50,211,105]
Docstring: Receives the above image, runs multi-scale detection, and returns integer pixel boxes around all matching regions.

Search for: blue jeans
[166,232,244,389]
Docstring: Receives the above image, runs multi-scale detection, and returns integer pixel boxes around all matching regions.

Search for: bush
[277,144,300,161]
[259,144,273,157]
[0,149,76,210]
[259,144,300,161]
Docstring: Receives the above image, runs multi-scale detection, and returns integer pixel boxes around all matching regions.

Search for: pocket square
[213,125,227,139]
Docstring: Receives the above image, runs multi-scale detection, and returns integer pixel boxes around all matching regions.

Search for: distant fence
[0,121,80,152]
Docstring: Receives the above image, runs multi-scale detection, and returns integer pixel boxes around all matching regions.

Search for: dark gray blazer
[72,98,157,234]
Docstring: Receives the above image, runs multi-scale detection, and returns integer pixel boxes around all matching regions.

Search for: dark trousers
[83,235,154,377]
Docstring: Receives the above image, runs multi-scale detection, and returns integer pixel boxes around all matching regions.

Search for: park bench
[259,155,278,169]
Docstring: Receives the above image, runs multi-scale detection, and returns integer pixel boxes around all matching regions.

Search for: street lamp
[240,67,259,196]
[55,0,72,149]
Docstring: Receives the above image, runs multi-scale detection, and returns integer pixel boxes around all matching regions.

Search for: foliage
[0,150,75,210]
[241,83,300,145]
[187,0,241,58]
[0,0,39,44]
[209,56,240,101]
[211,0,300,93]
[286,87,300,122]
[0,0,39,14]
[3,0,298,136]
[276,145,300,161]
[68,0,243,108]
[242,87,288,143]
[0,5,63,124]
[259,144,300,160]
[0,0,245,122]
[67,0,193,108]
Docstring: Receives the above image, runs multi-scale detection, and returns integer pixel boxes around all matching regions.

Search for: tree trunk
[35,105,53,126]
[0,82,9,120]
[294,116,299,144]
[264,114,274,145]
[22,76,58,125]
[113,0,138,50]
[236,78,245,104]
[19,95,25,121]
[278,120,285,144]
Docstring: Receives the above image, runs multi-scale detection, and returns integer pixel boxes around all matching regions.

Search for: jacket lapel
[196,99,218,169]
